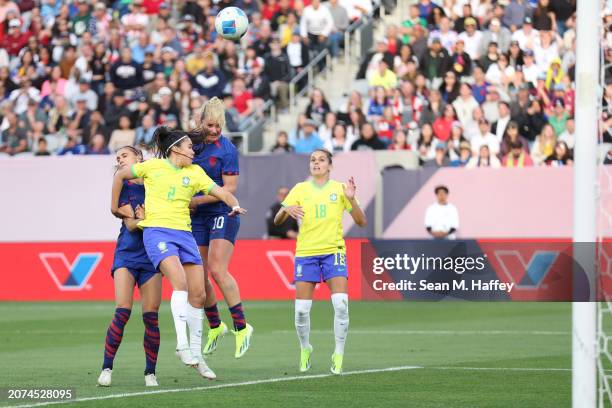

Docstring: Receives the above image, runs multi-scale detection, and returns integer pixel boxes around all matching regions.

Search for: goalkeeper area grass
[0,302,570,408]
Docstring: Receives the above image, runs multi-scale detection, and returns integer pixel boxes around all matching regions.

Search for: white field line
[0,329,569,336]
[273,329,569,336]
[427,366,571,372]
[0,364,574,408]
[0,365,422,408]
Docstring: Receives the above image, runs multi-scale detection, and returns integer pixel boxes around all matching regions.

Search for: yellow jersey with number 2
[282,180,353,257]
[131,159,216,232]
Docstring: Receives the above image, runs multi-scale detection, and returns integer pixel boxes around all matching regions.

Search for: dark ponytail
[153,126,190,158]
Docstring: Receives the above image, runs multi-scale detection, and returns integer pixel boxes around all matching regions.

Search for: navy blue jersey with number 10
[191,135,239,218]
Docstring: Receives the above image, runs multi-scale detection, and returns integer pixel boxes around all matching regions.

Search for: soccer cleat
[203,321,229,355]
[299,344,313,372]
[232,323,253,358]
[194,357,217,380]
[144,374,159,387]
[97,368,112,387]
[330,353,343,375]
[176,348,198,366]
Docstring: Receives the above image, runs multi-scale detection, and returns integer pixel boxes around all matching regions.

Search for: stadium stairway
[261,5,405,151]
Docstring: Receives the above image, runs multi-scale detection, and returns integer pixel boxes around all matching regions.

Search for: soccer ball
[215,7,249,41]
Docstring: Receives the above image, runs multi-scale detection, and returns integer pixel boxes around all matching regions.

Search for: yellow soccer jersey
[131,159,216,231]
[282,180,353,257]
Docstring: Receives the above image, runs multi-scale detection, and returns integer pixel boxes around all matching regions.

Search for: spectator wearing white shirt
[470,118,500,156]
[452,83,479,127]
[511,16,540,51]
[300,0,335,54]
[534,30,559,73]
[429,17,458,54]
[457,17,483,60]
[425,185,459,240]
[339,0,372,22]
[521,49,540,85]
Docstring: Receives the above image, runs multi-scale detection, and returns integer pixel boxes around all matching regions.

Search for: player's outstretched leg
[203,300,228,355]
[205,240,253,358]
[171,290,197,365]
[185,263,216,379]
[98,307,131,386]
[295,299,313,372]
[231,303,253,358]
[330,292,349,375]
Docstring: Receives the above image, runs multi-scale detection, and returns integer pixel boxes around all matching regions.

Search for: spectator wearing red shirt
[142,0,165,15]
[261,0,281,21]
[432,104,457,142]
[376,106,401,144]
[1,19,29,57]
[232,77,254,116]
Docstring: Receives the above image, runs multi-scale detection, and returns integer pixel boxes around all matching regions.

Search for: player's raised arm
[208,184,247,216]
[111,165,138,218]
[344,177,367,227]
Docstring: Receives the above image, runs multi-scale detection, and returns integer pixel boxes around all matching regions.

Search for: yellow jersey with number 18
[282,180,353,257]
[131,159,216,231]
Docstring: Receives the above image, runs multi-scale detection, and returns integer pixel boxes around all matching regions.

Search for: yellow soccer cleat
[299,345,313,372]
[203,321,228,355]
[330,353,343,375]
[232,323,253,358]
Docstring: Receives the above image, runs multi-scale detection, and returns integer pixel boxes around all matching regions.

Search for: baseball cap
[95,2,106,10]
[523,49,534,57]
[183,14,195,21]
[8,19,20,28]
[165,114,178,122]
[524,16,533,25]
[161,46,175,54]
[465,17,477,26]
[160,2,169,9]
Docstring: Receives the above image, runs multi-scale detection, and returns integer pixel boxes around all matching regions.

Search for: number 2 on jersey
[315,204,326,218]
[167,186,176,201]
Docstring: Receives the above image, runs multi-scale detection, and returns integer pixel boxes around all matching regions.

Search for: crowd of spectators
[273,0,587,168]
[0,0,376,156]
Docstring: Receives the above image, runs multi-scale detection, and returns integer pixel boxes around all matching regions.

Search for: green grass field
[0,302,571,407]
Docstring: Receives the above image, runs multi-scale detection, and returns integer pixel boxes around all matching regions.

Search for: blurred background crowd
[0,0,604,168]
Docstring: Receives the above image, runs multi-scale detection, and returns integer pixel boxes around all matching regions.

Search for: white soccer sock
[331,293,349,355]
[170,290,189,350]
[295,299,312,349]
[186,302,204,359]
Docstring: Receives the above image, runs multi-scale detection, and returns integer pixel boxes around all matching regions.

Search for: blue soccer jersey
[112,181,150,269]
[191,135,239,217]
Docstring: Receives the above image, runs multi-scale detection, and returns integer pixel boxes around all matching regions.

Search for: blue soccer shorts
[294,252,348,283]
[192,214,240,247]
[143,227,203,270]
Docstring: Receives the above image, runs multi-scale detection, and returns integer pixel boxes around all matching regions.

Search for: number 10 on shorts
[212,216,224,230]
